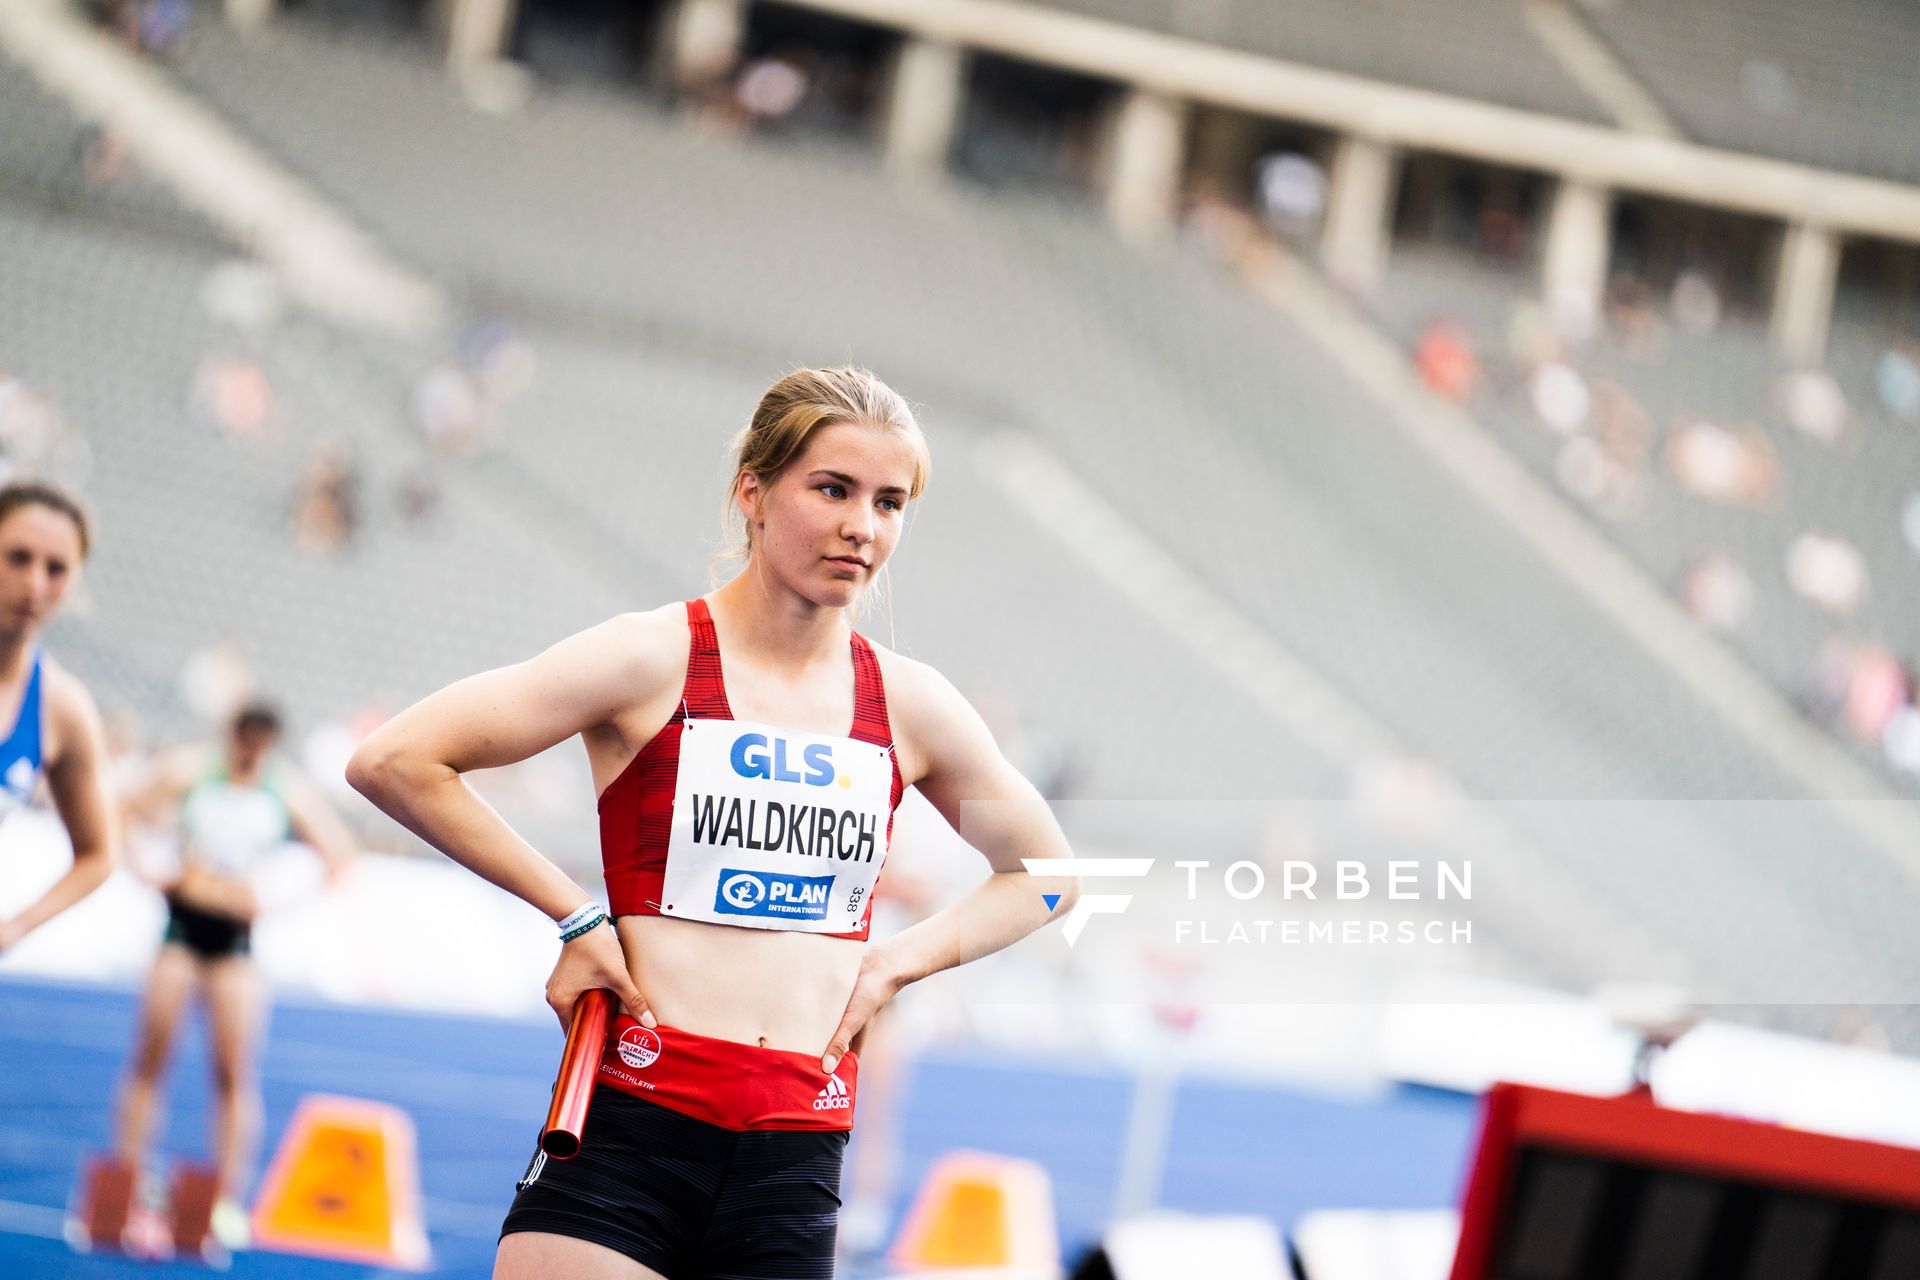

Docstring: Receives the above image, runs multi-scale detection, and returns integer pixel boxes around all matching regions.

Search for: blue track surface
[0,976,1480,1276]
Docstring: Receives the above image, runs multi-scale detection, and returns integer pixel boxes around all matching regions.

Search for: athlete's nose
[841,508,875,547]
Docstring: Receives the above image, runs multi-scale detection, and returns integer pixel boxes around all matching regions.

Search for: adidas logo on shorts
[812,1075,851,1112]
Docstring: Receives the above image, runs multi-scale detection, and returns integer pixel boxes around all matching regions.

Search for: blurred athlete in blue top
[0,482,116,954]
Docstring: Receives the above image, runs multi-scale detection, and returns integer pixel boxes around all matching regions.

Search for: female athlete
[114,702,356,1246]
[349,366,1081,1279]
[0,482,116,954]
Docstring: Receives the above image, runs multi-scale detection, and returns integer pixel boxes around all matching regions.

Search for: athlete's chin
[802,578,864,610]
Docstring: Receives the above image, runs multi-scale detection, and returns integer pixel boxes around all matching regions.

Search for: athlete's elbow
[345,740,406,806]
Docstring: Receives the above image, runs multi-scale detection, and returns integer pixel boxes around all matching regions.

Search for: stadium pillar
[1772,222,1838,367]
[442,0,517,68]
[884,39,965,177]
[224,0,273,29]
[1322,135,1398,293]
[1542,177,1611,326]
[1105,89,1187,241]
[666,0,746,91]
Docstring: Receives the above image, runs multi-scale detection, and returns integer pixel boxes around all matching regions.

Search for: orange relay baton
[540,988,613,1158]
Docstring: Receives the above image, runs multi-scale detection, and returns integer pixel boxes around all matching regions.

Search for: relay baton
[540,987,613,1158]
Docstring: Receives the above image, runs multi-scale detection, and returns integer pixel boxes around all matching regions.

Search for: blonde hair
[718,366,930,575]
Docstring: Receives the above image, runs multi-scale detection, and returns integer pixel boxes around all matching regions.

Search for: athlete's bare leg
[495,1232,668,1280]
[115,943,197,1169]
[203,954,264,1200]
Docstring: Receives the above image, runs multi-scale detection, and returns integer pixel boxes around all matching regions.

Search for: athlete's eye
[820,484,846,499]
[46,561,66,580]
[4,549,27,568]
[877,497,903,513]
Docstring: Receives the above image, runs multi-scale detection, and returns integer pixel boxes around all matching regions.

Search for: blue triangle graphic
[1042,894,1062,912]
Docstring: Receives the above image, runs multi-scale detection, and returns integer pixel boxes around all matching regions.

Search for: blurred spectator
[1415,317,1479,403]
[90,0,188,58]
[1529,361,1590,434]
[1802,637,1856,721]
[459,317,537,401]
[177,639,254,726]
[735,52,810,129]
[1900,491,1920,559]
[1547,281,1599,347]
[200,261,285,330]
[1739,61,1797,116]
[1505,298,1559,368]
[1840,644,1907,743]
[1605,275,1669,362]
[135,0,189,57]
[1775,368,1848,445]
[413,363,488,455]
[1591,380,1653,468]
[0,374,62,471]
[1785,530,1867,616]
[1670,268,1722,335]
[1875,346,1920,424]
[300,717,365,804]
[1351,752,1462,841]
[1663,418,1778,507]
[1556,434,1641,518]
[1475,192,1527,267]
[1677,553,1753,632]
[1252,151,1325,243]
[192,356,276,439]
[291,440,359,554]
[76,122,131,183]
[1884,704,1920,776]
[396,467,441,527]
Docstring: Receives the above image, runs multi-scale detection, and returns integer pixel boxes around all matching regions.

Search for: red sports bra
[599,599,905,941]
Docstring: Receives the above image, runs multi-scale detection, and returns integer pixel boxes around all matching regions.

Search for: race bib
[659,719,893,932]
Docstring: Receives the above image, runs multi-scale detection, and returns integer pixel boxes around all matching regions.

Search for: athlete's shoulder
[550,603,692,695]
[861,641,969,726]
[36,655,104,764]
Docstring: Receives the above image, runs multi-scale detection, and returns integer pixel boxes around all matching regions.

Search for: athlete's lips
[826,556,868,572]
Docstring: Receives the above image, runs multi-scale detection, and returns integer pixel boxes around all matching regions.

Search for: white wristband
[556,902,604,935]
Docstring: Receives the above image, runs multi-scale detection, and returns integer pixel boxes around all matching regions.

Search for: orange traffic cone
[249,1094,430,1270]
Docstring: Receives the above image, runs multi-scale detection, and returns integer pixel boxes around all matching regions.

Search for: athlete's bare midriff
[614,914,864,1052]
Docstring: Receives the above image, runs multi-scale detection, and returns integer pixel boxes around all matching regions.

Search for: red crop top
[599,599,906,941]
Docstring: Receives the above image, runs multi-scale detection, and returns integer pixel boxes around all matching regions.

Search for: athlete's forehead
[0,504,82,559]
[788,421,917,493]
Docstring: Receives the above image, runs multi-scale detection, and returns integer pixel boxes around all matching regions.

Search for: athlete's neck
[707,572,850,675]
[0,631,34,687]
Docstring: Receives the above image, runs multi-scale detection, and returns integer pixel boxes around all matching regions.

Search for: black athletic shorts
[501,1084,846,1279]
[162,895,251,960]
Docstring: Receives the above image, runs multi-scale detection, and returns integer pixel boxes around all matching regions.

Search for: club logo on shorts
[617,1025,662,1069]
[813,1075,851,1112]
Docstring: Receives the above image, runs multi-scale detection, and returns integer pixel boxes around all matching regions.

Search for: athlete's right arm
[346,612,673,1028]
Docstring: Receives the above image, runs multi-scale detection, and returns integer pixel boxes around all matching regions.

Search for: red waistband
[595,1017,859,1132]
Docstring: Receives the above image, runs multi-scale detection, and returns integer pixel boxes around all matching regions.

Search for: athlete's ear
[735,471,766,528]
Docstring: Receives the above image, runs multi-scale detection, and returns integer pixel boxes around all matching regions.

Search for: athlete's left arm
[820,659,1080,1071]
[0,668,117,950]
[282,771,359,887]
